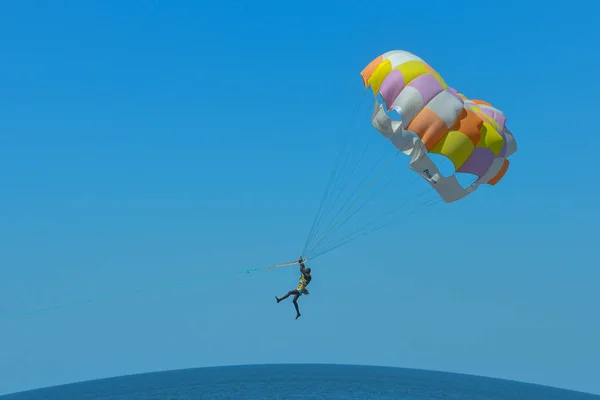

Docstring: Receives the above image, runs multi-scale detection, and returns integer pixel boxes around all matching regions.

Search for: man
[276,256,312,320]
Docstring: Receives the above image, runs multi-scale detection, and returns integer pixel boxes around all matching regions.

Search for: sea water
[1,364,597,400]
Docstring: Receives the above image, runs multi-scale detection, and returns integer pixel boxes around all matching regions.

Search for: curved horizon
[2,364,598,399]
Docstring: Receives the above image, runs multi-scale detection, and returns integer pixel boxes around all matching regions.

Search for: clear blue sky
[1,0,599,396]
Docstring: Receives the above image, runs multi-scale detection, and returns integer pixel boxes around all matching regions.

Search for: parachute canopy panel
[360,50,517,203]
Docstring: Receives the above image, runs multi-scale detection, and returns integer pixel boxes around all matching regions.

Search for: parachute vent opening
[426,154,456,177]
[385,107,403,122]
[375,93,402,122]
[455,172,479,189]
[418,153,479,189]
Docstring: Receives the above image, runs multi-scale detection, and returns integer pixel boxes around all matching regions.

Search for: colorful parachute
[360,50,517,202]
[300,50,518,260]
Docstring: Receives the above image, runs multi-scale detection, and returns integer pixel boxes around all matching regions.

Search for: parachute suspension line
[303,140,370,254]
[304,153,397,259]
[308,191,430,259]
[301,91,450,261]
[302,91,367,257]
[302,96,373,258]
[323,151,387,226]
[303,119,372,254]
[307,174,422,257]
[304,150,400,259]
[303,148,385,255]
[344,174,421,223]
[305,162,409,258]
[309,192,444,261]
[306,169,445,259]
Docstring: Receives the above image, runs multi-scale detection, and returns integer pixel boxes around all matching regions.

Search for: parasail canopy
[360,50,517,203]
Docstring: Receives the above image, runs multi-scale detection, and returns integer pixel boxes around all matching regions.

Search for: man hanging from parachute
[276,256,311,320]
[273,50,518,320]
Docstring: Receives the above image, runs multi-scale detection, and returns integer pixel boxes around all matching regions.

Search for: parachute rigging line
[309,194,443,260]
[304,150,400,258]
[299,93,444,261]
[301,95,388,258]
[302,91,367,257]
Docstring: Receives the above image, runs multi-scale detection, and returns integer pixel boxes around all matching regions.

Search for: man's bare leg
[293,293,301,319]
[276,290,297,303]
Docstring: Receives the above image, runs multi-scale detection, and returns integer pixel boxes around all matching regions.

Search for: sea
[1,364,598,400]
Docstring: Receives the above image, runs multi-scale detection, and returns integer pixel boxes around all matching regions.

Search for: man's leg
[292,293,301,319]
[276,289,298,303]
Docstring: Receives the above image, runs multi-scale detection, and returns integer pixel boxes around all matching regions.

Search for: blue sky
[1,0,599,396]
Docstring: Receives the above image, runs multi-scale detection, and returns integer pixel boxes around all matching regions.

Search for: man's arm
[299,257,309,275]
